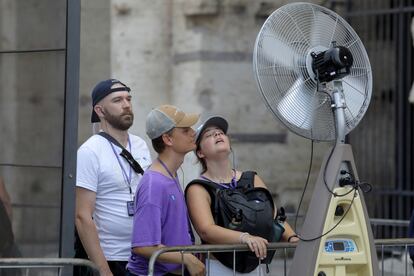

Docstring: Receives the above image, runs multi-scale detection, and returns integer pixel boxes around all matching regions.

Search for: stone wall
[0,0,67,257]
[77,0,330,218]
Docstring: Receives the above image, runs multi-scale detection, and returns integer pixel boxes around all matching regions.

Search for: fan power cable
[294,139,314,232]
[296,139,372,242]
[291,139,356,242]
[297,188,357,242]
[293,96,372,241]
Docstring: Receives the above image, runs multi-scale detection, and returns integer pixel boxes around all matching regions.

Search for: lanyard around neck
[158,158,194,243]
[200,169,237,189]
[157,158,183,191]
[157,158,177,180]
[110,136,133,194]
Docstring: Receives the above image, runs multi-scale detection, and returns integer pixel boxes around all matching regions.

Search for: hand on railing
[183,254,205,276]
[240,232,269,259]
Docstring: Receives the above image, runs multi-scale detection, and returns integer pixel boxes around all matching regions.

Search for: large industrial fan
[253,3,379,276]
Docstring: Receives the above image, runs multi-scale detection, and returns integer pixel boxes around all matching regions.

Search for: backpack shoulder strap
[98,132,124,148]
[97,132,144,175]
[185,179,220,197]
[185,179,222,224]
[237,171,257,189]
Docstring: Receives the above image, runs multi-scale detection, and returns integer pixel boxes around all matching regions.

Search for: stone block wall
[78,0,330,221]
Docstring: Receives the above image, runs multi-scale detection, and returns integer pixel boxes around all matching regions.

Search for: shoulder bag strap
[97,132,144,175]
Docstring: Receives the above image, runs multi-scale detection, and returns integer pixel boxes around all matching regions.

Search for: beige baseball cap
[146,104,200,139]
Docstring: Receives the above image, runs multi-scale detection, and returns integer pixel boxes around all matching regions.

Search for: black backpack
[186,171,284,273]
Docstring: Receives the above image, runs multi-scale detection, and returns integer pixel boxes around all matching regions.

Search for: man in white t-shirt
[75,79,151,276]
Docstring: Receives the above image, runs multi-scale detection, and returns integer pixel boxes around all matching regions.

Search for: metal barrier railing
[377,239,414,276]
[148,239,414,276]
[148,242,296,276]
[0,258,99,276]
[0,239,411,275]
[370,219,410,239]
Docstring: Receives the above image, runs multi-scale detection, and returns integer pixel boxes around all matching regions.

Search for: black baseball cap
[90,79,131,123]
[195,116,229,145]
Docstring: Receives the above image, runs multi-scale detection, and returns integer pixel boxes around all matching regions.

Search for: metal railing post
[146,239,414,276]
[0,258,99,275]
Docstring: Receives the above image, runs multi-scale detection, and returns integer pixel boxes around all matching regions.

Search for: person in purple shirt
[127,105,205,276]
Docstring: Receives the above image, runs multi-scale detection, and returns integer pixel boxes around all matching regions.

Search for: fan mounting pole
[289,82,379,276]
[252,2,378,274]
[330,81,346,144]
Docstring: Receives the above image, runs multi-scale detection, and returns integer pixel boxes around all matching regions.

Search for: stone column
[78,0,111,142]
[110,0,173,145]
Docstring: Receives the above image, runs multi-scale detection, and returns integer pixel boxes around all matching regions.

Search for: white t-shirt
[76,133,151,260]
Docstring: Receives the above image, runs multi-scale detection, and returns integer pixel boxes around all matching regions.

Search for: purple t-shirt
[127,170,193,275]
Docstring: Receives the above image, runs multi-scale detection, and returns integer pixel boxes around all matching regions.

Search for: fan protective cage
[253,2,372,141]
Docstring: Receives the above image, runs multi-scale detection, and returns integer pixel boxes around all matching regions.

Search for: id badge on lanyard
[127,200,134,216]
[109,138,135,217]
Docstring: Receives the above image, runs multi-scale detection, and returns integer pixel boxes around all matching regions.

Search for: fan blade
[260,34,300,68]
[342,75,370,129]
[277,78,314,130]
[309,9,337,47]
[253,2,372,141]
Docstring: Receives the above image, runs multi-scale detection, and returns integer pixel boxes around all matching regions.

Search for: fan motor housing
[253,2,372,141]
[311,46,353,83]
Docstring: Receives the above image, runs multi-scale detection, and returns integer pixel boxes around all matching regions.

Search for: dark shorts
[107,261,127,276]
[73,260,127,276]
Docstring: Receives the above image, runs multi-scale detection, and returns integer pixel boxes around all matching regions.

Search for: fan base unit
[289,144,379,276]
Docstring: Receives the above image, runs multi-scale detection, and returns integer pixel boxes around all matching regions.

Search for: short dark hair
[151,129,174,154]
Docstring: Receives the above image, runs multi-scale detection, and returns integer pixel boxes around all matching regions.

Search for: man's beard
[104,110,134,131]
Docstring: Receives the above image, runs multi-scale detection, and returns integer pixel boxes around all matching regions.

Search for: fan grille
[253,2,372,141]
